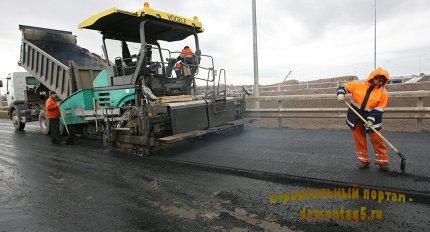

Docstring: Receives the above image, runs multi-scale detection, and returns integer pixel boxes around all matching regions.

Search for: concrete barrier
[246,91,430,132]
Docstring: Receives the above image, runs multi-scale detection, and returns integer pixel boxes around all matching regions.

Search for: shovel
[344,101,406,173]
[59,106,74,145]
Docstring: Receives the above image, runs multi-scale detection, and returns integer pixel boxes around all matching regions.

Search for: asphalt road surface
[0,118,429,232]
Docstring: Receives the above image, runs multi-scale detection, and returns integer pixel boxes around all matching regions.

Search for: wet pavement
[156,127,430,195]
[0,118,429,231]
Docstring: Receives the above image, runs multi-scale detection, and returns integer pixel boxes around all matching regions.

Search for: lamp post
[374,0,377,70]
[252,0,259,108]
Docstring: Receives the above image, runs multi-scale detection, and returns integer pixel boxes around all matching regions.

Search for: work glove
[337,94,345,103]
[364,120,373,128]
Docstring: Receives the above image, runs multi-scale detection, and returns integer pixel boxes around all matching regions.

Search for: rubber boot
[379,165,389,172]
[359,163,370,169]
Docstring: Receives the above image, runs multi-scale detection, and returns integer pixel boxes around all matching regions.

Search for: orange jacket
[180,47,193,57]
[337,67,390,130]
[46,97,61,118]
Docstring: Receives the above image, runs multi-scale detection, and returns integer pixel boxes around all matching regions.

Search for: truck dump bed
[19,25,107,99]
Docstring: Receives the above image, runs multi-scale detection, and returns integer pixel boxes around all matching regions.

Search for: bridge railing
[245,91,430,132]
[228,80,430,94]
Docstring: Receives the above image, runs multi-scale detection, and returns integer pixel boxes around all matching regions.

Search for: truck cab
[4,72,48,130]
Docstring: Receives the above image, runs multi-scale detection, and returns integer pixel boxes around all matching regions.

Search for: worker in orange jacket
[46,91,62,144]
[175,46,194,77]
[337,67,390,171]
[176,46,193,65]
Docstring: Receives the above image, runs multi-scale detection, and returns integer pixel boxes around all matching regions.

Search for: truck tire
[39,111,50,135]
[11,109,25,130]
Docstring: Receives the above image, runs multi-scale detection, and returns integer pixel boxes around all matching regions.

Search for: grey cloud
[1,0,429,85]
[261,0,426,42]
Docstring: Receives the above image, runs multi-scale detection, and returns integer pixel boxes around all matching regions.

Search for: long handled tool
[59,107,74,145]
[345,101,406,173]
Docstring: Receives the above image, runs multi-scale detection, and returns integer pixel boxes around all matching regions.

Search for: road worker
[176,46,193,65]
[46,91,62,144]
[337,67,390,171]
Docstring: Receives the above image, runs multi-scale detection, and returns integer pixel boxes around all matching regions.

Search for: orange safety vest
[180,47,193,58]
[46,97,61,118]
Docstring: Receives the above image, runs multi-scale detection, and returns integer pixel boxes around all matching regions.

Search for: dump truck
[2,72,43,130]
[11,25,107,132]
[16,3,251,154]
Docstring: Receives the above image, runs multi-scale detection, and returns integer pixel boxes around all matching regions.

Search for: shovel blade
[397,152,406,173]
[400,159,406,174]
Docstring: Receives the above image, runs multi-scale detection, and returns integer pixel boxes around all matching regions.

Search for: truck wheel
[11,109,25,130]
[39,111,50,135]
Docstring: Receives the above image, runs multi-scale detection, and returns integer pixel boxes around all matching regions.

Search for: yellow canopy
[79,4,203,43]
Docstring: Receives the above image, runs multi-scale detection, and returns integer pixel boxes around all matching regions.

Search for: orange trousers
[352,123,389,166]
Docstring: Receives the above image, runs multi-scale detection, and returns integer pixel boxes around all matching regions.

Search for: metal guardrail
[227,81,345,94]
[245,91,430,132]
[3,91,428,131]
[228,80,430,94]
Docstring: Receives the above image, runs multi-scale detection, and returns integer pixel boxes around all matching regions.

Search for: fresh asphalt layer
[1,119,430,195]
[0,118,429,231]
[155,126,430,195]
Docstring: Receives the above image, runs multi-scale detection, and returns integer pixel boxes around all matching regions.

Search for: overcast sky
[1,0,429,87]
